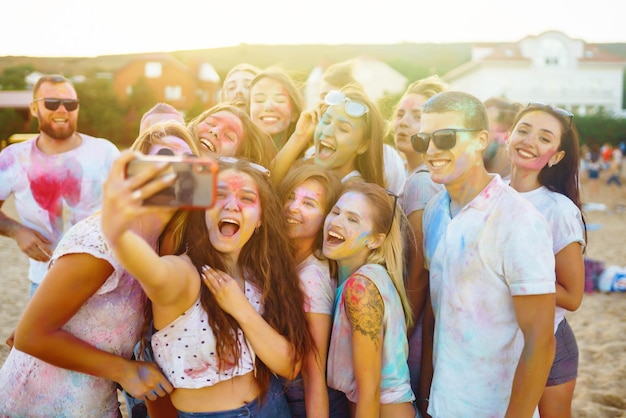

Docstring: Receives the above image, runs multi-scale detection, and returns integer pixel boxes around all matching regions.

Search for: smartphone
[125,155,218,209]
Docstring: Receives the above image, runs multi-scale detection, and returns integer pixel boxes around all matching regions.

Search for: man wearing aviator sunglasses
[33,98,80,112]
[418,91,557,418]
[0,74,119,297]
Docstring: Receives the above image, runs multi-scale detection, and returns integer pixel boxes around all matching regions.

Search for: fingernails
[162,173,177,182]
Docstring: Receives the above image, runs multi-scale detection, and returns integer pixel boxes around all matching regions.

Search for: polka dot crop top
[151,281,263,389]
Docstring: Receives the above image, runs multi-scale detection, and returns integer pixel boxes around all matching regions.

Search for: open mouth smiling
[326,230,345,244]
[200,138,216,153]
[218,218,240,237]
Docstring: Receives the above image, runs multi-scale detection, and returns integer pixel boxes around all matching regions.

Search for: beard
[37,115,77,140]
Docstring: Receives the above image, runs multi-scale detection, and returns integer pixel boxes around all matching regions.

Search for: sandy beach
[1,178,625,417]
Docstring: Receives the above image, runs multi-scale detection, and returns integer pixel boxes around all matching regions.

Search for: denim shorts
[547,318,579,386]
[281,375,349,418]
[177,375,291,418]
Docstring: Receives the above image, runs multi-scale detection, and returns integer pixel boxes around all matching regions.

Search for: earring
[367,243,374,250]
[548,162,554,168]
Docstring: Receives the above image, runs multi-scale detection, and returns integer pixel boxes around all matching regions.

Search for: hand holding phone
[125,155,218,209]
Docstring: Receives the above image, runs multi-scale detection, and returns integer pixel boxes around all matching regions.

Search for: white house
[442,31,626,116]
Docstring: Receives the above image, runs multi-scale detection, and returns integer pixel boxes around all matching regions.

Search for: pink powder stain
[207,112,245,140]
[28,155,83,233]
[293,187,322,203]
[0,151,15,170]
[345,276,366,305]
[221,172,247,192]
[184,362,212,378]
[218,171,260,209]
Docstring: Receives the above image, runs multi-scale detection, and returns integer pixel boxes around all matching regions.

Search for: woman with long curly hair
[102,156,311,417]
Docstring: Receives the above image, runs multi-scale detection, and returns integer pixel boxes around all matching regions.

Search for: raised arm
[201,266,302,379]
[100,150,197,307]
[270,110,318,187]
[13,253,173,401]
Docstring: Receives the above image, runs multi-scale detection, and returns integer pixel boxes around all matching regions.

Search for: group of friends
[0,60,586,418]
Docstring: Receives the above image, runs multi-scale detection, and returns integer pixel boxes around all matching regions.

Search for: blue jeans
[177,375,291,418]
[281,375,349,418]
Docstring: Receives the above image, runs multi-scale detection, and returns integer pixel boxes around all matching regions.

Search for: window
[165,86,182,101]
[145,62,162,78]
[540,38,567,68]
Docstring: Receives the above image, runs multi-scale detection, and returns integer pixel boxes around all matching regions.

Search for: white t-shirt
[0,134,119,284]
[400,163,444,216]
[298,253,336,315]
[423,175,555,418]
[519,186,585,331]
[383,144,407,196]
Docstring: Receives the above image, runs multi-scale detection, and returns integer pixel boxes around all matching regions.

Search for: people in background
[187,103,277,168]
[248,67,304,150]
[0,122,198,416]
[0,74,120,297]
[508,102,586,418]
[219,63,262,111]
[390,74,448,397]
[482,96,522,179]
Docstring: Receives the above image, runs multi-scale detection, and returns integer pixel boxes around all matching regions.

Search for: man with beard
[0,74,119,296]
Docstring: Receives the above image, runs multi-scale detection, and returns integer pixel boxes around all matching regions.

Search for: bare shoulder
[344,273,384,342]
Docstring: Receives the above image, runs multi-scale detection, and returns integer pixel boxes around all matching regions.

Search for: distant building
[443,31,626,116]
[305,56,408,109]
[112,53,220,115]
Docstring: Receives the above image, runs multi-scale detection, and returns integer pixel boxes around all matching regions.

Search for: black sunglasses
[34,98,80,112]
[411,128,481,153]
[527,102,573,129]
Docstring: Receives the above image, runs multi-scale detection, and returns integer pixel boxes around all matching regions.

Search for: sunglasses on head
[218,156,270,177]
[324,90,369,120]
[527,102,573,129]
[411,128,481,153]
[34,98,80,111]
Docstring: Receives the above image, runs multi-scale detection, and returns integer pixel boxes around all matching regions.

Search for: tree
[74,76,127,146]
[0,65,35,90]
[0,109,27,144]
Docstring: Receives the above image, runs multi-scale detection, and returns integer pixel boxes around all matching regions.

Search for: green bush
[575,111,626,147]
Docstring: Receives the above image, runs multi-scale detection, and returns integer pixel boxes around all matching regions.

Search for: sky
[3,0,624,58]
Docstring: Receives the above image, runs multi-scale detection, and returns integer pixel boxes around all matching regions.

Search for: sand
[1,179,625,417]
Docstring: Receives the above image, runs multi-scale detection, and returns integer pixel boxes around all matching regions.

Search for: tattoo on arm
[344,274,384,348]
